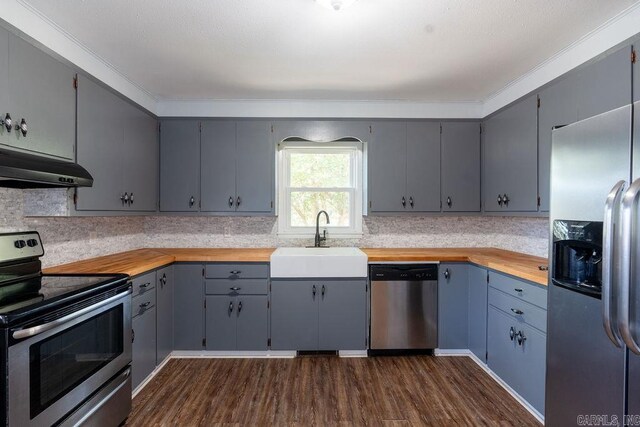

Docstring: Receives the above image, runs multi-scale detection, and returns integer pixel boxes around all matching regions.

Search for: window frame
[276,141,364,238]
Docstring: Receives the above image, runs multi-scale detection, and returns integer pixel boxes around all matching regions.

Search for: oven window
[29,305,123,419]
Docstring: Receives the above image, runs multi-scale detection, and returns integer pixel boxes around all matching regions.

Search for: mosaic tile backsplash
[2,188,550,267]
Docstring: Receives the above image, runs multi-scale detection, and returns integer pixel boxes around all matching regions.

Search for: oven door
[7,290,132,426]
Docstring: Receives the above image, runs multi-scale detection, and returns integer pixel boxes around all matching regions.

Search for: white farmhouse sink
[270,247,368,278]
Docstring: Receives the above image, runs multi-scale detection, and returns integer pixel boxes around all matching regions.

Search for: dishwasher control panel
[369,264,438,281]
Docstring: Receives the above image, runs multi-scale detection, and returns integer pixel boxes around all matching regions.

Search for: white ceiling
[19,0,640,104]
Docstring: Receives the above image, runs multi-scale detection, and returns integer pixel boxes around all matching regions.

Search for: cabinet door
[156,266,173,364]
[235,120,273,213]
[318,281,366,350]
[8,34,75,160]
[200,120,236,212]
[0,28,9,146]
[441,122,481,212]
[132,307,157,390]
[406,122,440,212]
[173,264,204,350]
[487,306,519,392]
[205,296,237,350]
[438,263,469,349]
[369,122,407,212]
[270,281,319,350]
[236,295,269,351]
[76,76,125,211]
[468,266,488,362]
[538,75,579,212]
[576,45,633,121]
[482,95,538,212]
[513,323,546,414]
[123,102,158,212]
[160,120,200,212]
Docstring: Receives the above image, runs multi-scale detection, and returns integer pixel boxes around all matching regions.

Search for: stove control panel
[0,231,44,263]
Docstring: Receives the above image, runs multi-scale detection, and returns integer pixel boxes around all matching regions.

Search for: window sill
[277,232,363,240]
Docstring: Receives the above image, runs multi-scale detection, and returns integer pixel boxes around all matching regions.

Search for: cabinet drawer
[205,263,269,279]
[132,288,156,318]
[205,279,268,295]
[131,271,156,299]
[488,287,546,333]
[489,271,547,309]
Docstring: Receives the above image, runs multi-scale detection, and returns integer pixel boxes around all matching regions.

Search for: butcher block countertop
[44,247,549,286]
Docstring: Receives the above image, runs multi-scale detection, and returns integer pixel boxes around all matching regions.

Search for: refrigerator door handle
[619,178,640,355]
[603,180,627,348]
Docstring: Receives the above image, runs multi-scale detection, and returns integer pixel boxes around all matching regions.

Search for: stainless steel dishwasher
[369,264,438,350]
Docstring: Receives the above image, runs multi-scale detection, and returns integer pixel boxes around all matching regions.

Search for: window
[277,141,363,237]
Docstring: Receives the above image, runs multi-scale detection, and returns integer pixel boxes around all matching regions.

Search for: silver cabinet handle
[321,284,325,297]
[139,301,151,309]
[237,196,241,207]
[497,194,503,206]
[409,196,414,208]
[446,197,452,208]
[189,196,195,207]
[16,118,27,137]
[514,288,523,293]
[238,301,242,313]
[443,268,450,280]
[230,270,241,275]
[312,284,316,297]
[160,273,167,286]
[129,192,134,205]
[229,196,234,208]
[516,331,526,346]
[229,301,234,313]
[502,194,510,206]
[12,292,126,340]
[509,326,515,341]
[121,192,129,205]
[511,308,524,315]
[230,287,241,291]
[603,180,627,348]
[619,178,640,354]
[401,196,406,208]
[1,113,11,132]
[139,283,149,289]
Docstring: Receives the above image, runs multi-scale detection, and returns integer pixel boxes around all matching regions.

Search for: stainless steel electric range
[0,231,132,427]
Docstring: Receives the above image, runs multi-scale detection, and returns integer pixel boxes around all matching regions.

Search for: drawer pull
[230,287,241,291]
[511,308,524,315]
[139,283,150,289]
[514,288,523,293]
[230,270,241,275]
[229,301,234,313]
[516,331,527,346]
[139,302,151,309]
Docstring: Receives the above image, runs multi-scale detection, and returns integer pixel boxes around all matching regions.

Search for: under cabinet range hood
[0,148,93,188]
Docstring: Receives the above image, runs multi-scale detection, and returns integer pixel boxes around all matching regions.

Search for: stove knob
[14,240,26,249]
[27,239,38,247]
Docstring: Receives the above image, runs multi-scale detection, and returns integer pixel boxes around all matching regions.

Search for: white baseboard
[170,350,297,358]
[434,348,472,356]
[338,350,368,357]
[459,352,545,424]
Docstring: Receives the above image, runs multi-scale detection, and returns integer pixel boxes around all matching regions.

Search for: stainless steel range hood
[0,148,93,188]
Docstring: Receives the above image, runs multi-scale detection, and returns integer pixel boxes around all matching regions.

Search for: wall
[2,188,549,267]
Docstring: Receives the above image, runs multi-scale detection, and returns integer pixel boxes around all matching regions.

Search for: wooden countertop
[44,247,549,286]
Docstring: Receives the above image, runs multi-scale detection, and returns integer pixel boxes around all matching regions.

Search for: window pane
[290,191,351,227]
[289,152,351,188]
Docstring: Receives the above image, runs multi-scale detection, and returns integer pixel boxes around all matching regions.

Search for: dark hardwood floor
[127,356,541,426]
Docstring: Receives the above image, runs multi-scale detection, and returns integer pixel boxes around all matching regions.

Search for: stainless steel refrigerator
[547,102,640,425]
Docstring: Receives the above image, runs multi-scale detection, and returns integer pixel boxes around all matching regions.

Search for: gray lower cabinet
[6,33,75,160]
[482,95,538,212]
[173,264,204,350]
[205,295,269,350]
[438,263,469,349]
[468,266,488,362]
[271,279,366,351]
[441,122,481,212]
[156,265,174,363]
[160,120,201,212]
[76,75,158,212]
[132,305,157,390]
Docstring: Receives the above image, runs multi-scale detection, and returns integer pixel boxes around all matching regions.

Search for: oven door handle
[12,292,128,340]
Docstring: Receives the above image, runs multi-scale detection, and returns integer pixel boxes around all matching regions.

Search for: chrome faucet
[314,210,330,247]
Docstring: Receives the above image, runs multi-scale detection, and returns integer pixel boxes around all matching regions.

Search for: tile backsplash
[2,188,550,267]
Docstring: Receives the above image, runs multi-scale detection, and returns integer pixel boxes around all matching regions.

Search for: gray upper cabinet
[0,28,9,147]
[173,264,204,350]
[200,120,273,214]
[201,120,236,212]
[406,122,440,212]
[160,120,200,212]
[76,75,158,212]
[273,120,370,143]
[236,120,273,213]
[482,95,538,212]
[369,121,407,212]
[6,34,75,160]
[537,75,579,212]
[575,45,633,121]
[438,263,469,349]
[156,266,174,364]
[441,122,481,212]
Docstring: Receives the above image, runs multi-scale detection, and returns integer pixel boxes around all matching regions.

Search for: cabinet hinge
[202,267,205,277]
[486,272,490,283]
[537,97,541,109]
[268,338,271,347]
[204,299,207,309]
[537,196,541,207]
[202,338,206,347]
[440,200,442,210]
[485,351,488,360]
[73,74,78,89]
[439,124,442,134]
[479,123,482,134]
[271,124,274,133]
[369,201,372,209]
[369,125,372,134]
[199,122,202,132]
[158,122,161,133]
[199,200,202,209]
[271,201,273,209]
[73,190,78,207]
[267,300,270,309]
[632,49,637,64]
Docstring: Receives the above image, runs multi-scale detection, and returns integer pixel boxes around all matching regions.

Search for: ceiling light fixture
[314,0,358,11]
